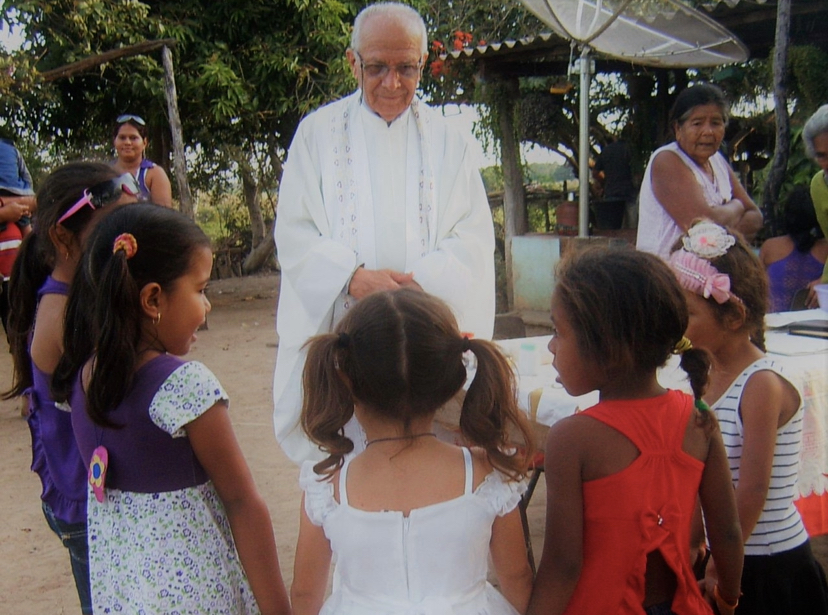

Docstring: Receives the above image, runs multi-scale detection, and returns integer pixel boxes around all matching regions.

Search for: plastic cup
[518,342,539,376]
[816,284,828,312]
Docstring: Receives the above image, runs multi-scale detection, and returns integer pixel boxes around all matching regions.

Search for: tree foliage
[2,0,359,186]
[4,0,818,243]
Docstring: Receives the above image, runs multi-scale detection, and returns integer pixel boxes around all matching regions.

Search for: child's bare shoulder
[543,414,596,462]
[546,413,596,443]
[468,446,495,474]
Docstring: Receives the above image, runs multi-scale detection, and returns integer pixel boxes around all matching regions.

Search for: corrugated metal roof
[444,32,565,61]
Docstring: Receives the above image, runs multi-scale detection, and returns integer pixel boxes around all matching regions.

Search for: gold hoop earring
[153,313,162,326]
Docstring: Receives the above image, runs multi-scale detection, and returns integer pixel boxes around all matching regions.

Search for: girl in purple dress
[4,162,139,614]
[63,203,290,615]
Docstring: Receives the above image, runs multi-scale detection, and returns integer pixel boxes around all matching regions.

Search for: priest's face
[347,15,426,123]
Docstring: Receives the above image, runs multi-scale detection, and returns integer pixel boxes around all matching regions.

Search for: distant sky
[0,20,25,51]
[441,103,565,169]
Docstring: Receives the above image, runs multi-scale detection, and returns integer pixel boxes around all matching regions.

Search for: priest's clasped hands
[347,266,423,299]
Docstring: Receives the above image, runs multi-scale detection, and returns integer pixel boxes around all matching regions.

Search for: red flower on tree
[430,58,445,77]
[453,30,474,50]
[429,31,476,80]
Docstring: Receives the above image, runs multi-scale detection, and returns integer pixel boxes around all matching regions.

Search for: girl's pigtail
[301,333,355,478]
[3,233,49,399]
[85,247,143,427]
[750,326,766,353]
[678,344,717,432]
[460,339,534,480]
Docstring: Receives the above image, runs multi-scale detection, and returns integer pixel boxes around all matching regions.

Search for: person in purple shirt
[760,186,828,312]
[3,162,139,614]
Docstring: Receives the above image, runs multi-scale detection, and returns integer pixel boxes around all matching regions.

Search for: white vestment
[273,92,496,464]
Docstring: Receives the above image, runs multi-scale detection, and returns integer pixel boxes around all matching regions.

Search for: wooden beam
[39,38,177,82]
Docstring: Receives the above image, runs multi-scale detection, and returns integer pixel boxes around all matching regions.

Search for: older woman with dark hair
[111,114,172,208]
[804,104,828,287]
[637,83,763,259]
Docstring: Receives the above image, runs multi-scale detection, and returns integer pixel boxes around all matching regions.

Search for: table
[497,309,828,537]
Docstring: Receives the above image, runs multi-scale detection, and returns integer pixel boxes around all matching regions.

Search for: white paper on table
[765,309,828,329]
[765,331,828,356]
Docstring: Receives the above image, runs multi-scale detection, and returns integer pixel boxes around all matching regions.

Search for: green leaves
[2,0,358,183]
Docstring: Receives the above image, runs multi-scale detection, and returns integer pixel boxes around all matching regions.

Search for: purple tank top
[766,249,825,312]
[26,276,87,524]
[136,158,154,200]
[71,354,209,493]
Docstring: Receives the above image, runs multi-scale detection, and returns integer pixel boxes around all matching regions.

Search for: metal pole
[578,46,591,238]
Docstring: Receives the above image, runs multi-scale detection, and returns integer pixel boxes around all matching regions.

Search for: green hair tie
[695,399,710,413]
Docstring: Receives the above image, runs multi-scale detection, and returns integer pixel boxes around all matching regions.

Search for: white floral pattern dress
[300,447,525,615]
[84,360,259,614]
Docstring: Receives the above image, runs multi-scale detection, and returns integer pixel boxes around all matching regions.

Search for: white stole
[329,94,437,325]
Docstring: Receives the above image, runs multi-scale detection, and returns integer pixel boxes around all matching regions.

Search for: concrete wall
[510,232,637,313]
[510,234,562,313]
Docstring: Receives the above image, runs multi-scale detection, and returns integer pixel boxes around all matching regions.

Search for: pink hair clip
[669,249,733,304]
[112,233,138,259]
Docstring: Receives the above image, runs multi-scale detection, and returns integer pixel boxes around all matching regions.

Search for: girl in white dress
[291,289,535,615]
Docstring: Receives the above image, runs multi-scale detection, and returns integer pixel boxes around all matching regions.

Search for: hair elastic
[337,332,350,348]
[695,399,710,413]
[673,336,693,355]
[112,233,138,259]
[461,336,471,352]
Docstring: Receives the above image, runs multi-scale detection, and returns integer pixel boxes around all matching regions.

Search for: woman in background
[759,186,827,312]
[637,83,762,259]
[804,104,828,305]
[111,114,172,208]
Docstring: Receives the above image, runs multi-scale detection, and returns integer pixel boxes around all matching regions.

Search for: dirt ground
[1,271,824,613]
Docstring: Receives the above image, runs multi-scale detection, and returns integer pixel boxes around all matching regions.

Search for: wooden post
[161,45,194,218]
[498,77,527,312]
[762,0,791,236]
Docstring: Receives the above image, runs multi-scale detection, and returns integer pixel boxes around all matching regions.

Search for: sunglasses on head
[116,114,146,126]
[57,173,142,226]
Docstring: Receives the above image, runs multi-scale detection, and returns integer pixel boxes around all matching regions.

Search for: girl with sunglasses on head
[112,113,173,208]
[63,203,290,614]
[3,162,138,614]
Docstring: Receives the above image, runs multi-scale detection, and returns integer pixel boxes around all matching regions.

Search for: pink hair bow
[703,273,731,303]
[668,249,733,304]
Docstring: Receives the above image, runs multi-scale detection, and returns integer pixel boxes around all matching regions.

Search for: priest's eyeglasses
[355,52,422,81]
